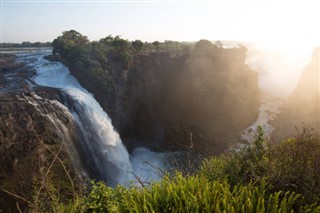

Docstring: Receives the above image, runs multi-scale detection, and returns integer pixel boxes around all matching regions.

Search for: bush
[83,181,113,212]
[267,128,320,203]
[200,126,268,185]
[28,127,320,212]
[200,127,320,205]
[75,174,319,213]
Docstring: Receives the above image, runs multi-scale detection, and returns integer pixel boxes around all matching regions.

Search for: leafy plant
[77,174,319,213]
[200,126,320,205]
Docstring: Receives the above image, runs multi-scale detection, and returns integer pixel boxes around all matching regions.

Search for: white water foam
[19,51,167,186]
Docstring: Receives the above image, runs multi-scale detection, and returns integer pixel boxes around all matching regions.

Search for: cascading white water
[17,51,168,186]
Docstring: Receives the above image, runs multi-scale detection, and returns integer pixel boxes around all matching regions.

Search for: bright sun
[232,0,319,52]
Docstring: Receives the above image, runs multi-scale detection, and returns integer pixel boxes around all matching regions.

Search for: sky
[1,0,320,46]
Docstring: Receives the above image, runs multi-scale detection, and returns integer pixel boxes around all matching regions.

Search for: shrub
[200,126,269,185]
[78,174,319,213]
[200,127,320,205]
[83,181,113,212]
[267,128,320,203]
[28,127,320,212]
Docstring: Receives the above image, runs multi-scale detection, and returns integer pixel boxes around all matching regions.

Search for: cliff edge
[51,31,260,154]
[273,48,320,140]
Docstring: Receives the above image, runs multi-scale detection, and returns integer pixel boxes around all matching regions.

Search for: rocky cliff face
[0,55,79,212]
[273,48,320,140]
[63,45,260,154]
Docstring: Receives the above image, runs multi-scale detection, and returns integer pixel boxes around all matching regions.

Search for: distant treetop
[0,41,51,48]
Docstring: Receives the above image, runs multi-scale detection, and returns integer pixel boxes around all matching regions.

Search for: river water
[240,95,283,143]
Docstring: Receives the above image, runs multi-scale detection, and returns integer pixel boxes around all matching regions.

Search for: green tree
[111,36,131,51]
[52,30,89,60]
[131,40,144,51]
[195,39,212,49]
[99,35,114,46]
[152,41,160,50]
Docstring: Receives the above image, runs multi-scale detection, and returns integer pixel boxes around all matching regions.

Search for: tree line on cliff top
[51,29,230,71]
[50,30,192,91]
[0,41,51,48]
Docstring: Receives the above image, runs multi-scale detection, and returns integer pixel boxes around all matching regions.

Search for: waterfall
[17,51,167,186]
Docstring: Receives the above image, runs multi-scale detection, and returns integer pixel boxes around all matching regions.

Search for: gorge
[51,31,260,154]
[1,33,319,211]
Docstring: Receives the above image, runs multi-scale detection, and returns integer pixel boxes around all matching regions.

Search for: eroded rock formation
[0,54,79,211]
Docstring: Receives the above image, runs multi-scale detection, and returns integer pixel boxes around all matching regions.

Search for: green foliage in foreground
[29,127,320,212]
[124,176,318,212]
[52,176,320,213]
[200,127,320,204]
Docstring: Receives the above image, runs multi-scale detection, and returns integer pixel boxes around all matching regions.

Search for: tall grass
[28,127,320,212]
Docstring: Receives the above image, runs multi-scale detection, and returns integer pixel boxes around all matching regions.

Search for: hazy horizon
[1,0,320,47]
[1,0,319,97]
